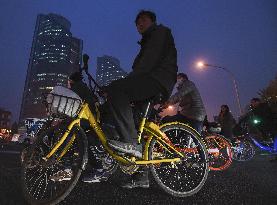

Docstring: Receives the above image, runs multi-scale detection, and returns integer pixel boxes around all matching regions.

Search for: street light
[197,61,205,68]
[197,61,243,115]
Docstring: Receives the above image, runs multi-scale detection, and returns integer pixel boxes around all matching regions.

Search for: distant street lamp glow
[168,105,173,110]
[197,61,205,68]
[195,61,243,115]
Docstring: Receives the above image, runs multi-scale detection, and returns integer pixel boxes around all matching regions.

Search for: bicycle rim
[21,125,87,205]
[149,123,209,197]
[205,135,232,171]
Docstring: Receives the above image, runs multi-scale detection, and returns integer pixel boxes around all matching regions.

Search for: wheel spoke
[21,125,85,204]
[150,124,208,196]
[231,140,255,161]
[205,135,232,170]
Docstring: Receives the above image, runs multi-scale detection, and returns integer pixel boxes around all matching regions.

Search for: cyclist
[238,98,277,160]
[67,71,98,109]
[239,98,276,140]
[250,98,277,148]
[103,10,178,188]
[49,71,111,182]
[107,10,177,158]
[122,73,206,189]
[53,10,178,184]
[162,73,206,133]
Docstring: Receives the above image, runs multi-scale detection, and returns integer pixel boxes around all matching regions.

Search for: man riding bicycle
[66,10,177,184]
[21,11,210,203]
[162,73,206,133]
[121,72,206,188]
[106,10,178,158]
[237,98,277,161]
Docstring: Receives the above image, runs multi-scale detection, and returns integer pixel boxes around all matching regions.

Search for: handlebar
[83,54,89,71]
[80,54,102,92]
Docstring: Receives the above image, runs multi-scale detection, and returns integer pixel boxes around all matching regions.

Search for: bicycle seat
[131,93,167,106]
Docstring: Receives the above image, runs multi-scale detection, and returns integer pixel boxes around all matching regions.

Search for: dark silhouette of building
[0,108,12,135]
[19,13,83,122]
[96,55,127,86]
[11,122,18,135]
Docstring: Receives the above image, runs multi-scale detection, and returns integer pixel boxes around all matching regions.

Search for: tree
[259,74,277,112]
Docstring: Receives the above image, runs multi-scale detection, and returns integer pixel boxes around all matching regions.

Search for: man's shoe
[121,179,149,189]
[82,169,109,183]
[108,140,142,158]
[49,168,73,182]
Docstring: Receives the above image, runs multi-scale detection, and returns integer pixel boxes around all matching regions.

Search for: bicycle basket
[45,86,82,117]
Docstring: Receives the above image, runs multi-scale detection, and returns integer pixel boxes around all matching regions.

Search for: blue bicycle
[231,113,277,161]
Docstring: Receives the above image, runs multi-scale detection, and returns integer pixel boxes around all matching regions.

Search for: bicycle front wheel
[21,124,88,205]
[149,123,209,197]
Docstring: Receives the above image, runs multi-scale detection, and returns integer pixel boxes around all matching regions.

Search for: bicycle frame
[239,112,277,153]
[44,102,186,165]
[250,136,277,153]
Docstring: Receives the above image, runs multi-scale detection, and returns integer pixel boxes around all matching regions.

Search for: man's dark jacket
[128,24,178,98]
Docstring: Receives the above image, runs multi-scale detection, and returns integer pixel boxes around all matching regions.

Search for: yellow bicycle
[21,57,209,205]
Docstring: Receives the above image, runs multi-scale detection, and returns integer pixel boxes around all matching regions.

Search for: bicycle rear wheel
[149,123,209,197]
[21,125,88,205]
[231,139,255,161]
[205,135,232,171]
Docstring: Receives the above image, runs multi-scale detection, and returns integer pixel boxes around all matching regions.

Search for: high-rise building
[19,13,82,122]
[0,108,12,130]
[0,108,12,139]
[96,55,127,86]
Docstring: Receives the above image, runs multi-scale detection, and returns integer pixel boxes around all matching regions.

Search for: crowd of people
[62,10,277,188]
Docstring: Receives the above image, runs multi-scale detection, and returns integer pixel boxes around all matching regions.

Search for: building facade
[0,108,12,136]
[96,55,127,86]
[19,13,83,122]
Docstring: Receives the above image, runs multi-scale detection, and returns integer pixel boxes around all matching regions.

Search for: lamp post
[197,62,243,115]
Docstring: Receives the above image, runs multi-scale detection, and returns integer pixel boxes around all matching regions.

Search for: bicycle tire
[205,135,232,171]
[21,125,88,205]
[231,139,255,161]
[149,123,209,197]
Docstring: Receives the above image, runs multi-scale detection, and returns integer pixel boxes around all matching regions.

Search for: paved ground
[1,142,277,205]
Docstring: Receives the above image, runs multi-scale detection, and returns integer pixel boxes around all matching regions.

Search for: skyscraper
[0,108,12,130]
[19,13,82,122]
[96,55,127,86]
